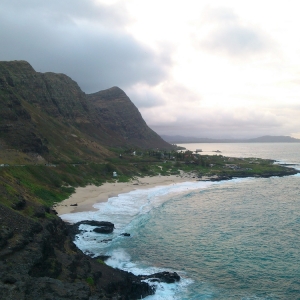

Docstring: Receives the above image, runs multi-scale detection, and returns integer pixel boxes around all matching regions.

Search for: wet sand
[54,173,202,216]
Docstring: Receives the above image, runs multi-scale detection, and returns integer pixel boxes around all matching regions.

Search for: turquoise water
[124,176,300,299]
[62,143,300,299]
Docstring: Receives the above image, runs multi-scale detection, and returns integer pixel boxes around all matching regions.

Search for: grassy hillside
[1,149,297,220]
[0,60,172,166]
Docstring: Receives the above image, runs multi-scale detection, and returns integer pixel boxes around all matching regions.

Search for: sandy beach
[54,173,200,216]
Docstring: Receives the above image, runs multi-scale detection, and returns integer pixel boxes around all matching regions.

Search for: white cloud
[0,0,170,92]
[143,102,297,139]
[198,7,275,58]
[127,83,166,108]
[2,0,300,139]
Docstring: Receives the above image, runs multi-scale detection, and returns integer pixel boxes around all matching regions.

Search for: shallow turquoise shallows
[62,143,300,300]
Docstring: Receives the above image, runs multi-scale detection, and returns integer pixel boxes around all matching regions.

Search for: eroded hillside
[0,60,172,165]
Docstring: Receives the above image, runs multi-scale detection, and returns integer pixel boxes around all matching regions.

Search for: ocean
[61,143,300,300]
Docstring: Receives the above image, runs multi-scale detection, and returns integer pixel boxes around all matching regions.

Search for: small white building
[113,171,117,177]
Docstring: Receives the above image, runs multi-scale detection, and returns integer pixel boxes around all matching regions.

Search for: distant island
[161,135,300,144]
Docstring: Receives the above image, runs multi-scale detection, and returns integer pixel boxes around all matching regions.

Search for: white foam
[61,180,216,226]
[105,248,193,300]
[274,160,300,171]
[60,179,249,255]
[59,178,246,298]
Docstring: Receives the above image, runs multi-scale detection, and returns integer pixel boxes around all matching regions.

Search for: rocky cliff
[0,202,154,299]
[87,87,166,149]
[0,60,175,299]
[0,162,181,299]
[0,60,172,164]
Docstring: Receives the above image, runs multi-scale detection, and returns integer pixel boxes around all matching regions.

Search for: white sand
[54,173,203,216]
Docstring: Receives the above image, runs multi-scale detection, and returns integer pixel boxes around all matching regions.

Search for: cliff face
[0,60,171,164]
[87,87,168,149]
[0,60,173,299]
[0,60,91,122]
[0,161,183,299]
[0,202,153,299]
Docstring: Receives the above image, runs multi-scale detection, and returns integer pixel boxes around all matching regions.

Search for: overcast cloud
[1,0,300,139]
[198,7,275,60]
[0,0,169,92]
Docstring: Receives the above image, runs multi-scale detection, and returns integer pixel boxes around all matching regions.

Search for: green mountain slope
[0,60,172,164]
[0,60,174,298]
[87,86,168,148]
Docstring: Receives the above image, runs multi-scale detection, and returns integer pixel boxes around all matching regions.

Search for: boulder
[93,226,113,234]
[66,220,115,240]
[139,271,180,284]
[77,221,114,228]
[11,196,26,210]
[120,233,130,237]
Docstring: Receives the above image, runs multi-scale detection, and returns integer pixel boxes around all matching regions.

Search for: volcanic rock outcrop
[0,204,155,299]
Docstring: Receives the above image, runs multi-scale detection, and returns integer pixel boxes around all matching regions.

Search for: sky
[1,0,300,139]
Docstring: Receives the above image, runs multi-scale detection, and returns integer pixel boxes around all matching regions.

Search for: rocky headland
[0,60,181,299]
[0,200,181,299]
[0,60,172,165]
[0,60,299,299]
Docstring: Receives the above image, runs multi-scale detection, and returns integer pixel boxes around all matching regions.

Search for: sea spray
[60,180,229,298]
[60,180,236,256]
[60,144,300,299]
[105,248,193,300]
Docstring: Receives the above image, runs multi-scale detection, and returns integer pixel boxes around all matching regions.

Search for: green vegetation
[86,277,94,286]
[0,148,297,220]
[96,259,105,265]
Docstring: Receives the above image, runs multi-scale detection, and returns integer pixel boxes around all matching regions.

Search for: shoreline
[52,165,300,299]
[54,165,299,217]
[54,172,203,216]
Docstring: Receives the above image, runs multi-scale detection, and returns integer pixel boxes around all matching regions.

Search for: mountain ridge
[0,60,174,299]
[0,60,172,164]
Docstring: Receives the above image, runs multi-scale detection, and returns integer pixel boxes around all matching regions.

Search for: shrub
[86,277,94,286]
